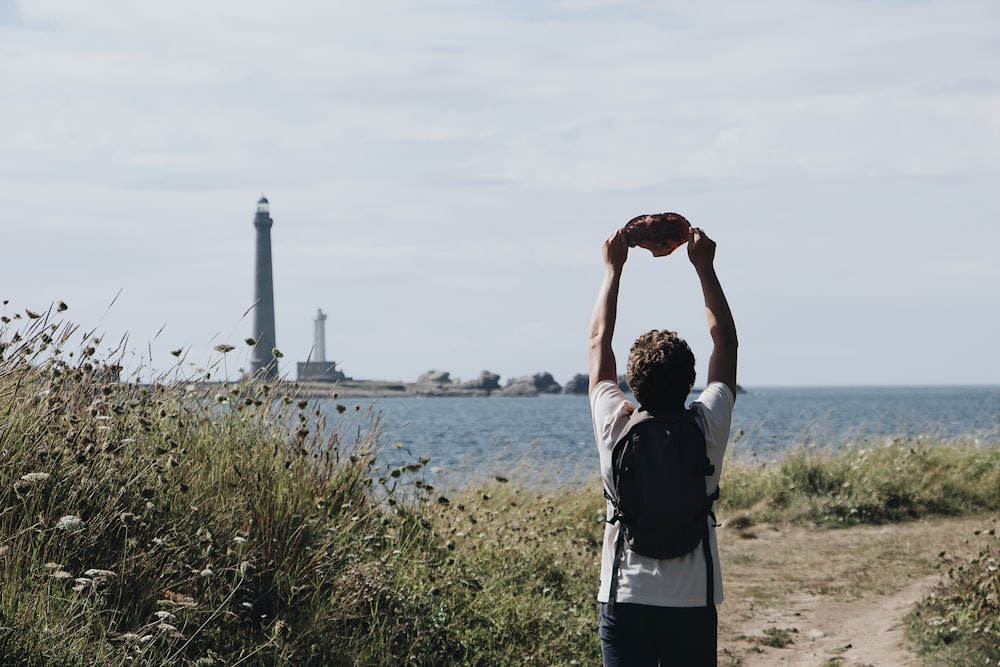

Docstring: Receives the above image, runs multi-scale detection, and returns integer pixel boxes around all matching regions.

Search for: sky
[2,0,998,388]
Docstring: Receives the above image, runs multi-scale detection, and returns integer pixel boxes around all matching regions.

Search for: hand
[687,226,716,271]
[603,228,629,272]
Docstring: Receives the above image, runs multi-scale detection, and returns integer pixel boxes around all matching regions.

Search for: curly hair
[626,330,696,411]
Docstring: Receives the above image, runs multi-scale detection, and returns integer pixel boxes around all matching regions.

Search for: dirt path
[715,515,996,666]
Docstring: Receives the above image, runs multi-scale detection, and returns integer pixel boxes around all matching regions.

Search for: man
[588,223,738,666]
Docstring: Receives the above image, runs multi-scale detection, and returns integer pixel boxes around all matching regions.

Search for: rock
[562,374,589,395]
[461,371,501,392]
[499,377,537,396]
[499,372,562,397]
[622,212,691,257]
[417,370,452,385]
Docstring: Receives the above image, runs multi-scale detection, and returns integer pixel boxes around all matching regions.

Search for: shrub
[906,528,1000,665]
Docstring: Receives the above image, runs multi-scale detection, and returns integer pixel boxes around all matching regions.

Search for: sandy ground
[715,515,996,666]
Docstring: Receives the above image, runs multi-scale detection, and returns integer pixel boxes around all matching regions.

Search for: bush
[906,528,1000,666]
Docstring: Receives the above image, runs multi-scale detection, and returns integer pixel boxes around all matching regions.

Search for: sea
[318,385,1000,488]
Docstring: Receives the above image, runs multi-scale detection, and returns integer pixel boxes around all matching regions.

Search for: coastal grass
[720,434,1000,526]
[1,306,998,665]
[904,526,1000,666]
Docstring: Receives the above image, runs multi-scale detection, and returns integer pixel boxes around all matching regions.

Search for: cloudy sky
[2,0,998,387]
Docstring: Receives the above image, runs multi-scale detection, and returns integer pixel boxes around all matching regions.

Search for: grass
[720,438,1000,526]
[905,528,1000,666]
[1,303,998,665]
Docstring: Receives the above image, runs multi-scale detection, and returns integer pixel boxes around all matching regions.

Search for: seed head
[84,569,116,578]
[56,515,86,532]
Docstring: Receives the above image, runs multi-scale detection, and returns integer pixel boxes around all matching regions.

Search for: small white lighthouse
[297,308,347,382]
[313,308,327,363]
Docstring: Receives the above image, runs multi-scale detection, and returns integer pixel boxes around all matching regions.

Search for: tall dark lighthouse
[249,195,279,379]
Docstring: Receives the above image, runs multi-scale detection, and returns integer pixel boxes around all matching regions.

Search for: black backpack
[604,407,719,606]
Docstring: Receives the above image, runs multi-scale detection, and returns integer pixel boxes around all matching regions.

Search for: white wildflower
[52,570,73,580]
[154,610,177,622]
[20,472,50,483]
[56,515,86,532]
[84,569,116,578]
[199,568,216,579]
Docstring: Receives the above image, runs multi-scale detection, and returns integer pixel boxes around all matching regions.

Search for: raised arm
[588,229,629,394]
[688,227,738,400]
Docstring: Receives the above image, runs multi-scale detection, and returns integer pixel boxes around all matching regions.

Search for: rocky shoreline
[288,370,746,399]
[293,370,590,399]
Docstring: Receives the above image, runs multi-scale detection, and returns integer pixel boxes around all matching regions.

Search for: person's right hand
[603,228,628,271]
[687,226,716,271]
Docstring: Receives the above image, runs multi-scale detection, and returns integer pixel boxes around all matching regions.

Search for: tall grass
[0,306,600,665]
[721,437,1000,526]
[1,304,997,665]
[905,528,1000,666]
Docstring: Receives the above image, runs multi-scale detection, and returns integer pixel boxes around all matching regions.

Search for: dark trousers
[599,602,717,667]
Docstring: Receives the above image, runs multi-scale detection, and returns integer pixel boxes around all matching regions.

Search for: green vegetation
[1,307,600,666]
[755,627,797,648]
[720,437,1000,526]
[1,304,998,665]
[905,528,1000,666]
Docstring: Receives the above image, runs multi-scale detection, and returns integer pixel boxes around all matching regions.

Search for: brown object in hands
[621,212,691,257]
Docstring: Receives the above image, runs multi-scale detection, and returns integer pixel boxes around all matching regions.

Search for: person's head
[626,330,696,411]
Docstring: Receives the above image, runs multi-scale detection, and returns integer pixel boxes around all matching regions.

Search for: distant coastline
[263,376,747,399]
[296,379,506,399]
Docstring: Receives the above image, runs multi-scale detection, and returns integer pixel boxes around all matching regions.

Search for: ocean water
[318,385,1000,486]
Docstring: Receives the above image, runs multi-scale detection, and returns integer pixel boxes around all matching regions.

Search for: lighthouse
[313,308,327,363]
[249,195,279,379]
[297,308,347,382]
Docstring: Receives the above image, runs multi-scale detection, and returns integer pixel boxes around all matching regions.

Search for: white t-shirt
[591,380,735,606]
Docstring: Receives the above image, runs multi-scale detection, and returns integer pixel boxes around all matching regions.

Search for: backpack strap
[702,485,720,607]
[701,518,714,607]
[607,523,627,609]
[602,407,657,526]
